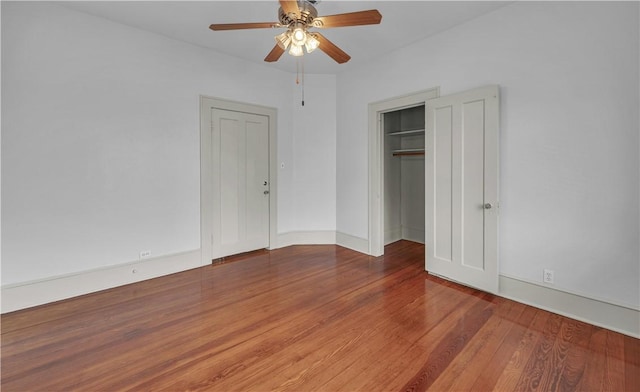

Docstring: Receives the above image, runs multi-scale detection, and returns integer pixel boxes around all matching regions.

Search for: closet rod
[392,149,425,157]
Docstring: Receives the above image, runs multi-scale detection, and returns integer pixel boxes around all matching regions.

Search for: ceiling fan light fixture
[275,31,291,49]
[288,43,304,57]
[304,33,319,53]
[291,26,307,46]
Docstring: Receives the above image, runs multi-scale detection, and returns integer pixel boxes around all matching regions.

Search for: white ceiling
[60,0,511,74]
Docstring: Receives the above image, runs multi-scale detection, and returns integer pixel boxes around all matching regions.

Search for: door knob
[484,203,492,209]
[264,190,270,195]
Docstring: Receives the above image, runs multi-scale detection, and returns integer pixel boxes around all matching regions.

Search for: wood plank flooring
[2,241,639,391]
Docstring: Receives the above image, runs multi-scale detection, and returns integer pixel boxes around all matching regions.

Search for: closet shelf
[392,148,425,157]
[386,129,425,136]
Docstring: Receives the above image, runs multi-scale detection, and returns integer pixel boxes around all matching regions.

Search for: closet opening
[367,87,438,256]
[383,105,425,246]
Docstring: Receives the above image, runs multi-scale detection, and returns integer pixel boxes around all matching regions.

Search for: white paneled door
[211,108,270,258]
[425,86,499,294]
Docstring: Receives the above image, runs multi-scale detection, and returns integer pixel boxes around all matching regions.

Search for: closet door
[425,86,499,294]
[211,109,270,258]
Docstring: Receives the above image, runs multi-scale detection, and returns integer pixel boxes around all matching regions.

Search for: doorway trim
[367,87,439,256]
[200,96,278,266]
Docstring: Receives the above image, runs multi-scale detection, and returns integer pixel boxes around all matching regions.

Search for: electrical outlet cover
[543,269,554,284]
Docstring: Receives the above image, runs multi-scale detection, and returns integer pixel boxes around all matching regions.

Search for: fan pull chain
[296,57,300,85]
[294,57,305,106]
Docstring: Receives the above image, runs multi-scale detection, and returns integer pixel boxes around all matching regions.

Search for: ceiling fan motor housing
[279,2,318,27]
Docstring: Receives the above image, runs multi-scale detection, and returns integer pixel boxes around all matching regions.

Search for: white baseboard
[384,227,402,245]
[336,231,369,254]
[276,231,337,248]
[385,227,424,245]
[1,249,201,314]
[499,274,640,338]
[401,226,425,244]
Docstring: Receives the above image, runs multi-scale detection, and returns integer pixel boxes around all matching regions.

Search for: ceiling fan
[209,0,382,64]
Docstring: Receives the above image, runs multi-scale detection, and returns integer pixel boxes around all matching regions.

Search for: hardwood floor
[2,241,639,391]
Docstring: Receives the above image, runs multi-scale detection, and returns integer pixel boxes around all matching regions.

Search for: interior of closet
[383,104,425,245]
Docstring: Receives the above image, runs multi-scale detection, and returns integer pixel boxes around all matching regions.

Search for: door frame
[200,96,278,266]
[367,87,440,256]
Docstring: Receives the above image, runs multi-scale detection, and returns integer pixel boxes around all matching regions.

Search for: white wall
[336,2,639,309]
[290,74,337,233]
[1,2,306,285]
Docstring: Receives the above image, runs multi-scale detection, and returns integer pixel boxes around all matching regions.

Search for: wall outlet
[543,269,554,284]
[139,250,151,259]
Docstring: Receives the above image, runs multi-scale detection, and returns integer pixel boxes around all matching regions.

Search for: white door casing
[368,88,440,256]
[200,97,277,265]
[425,85,499,294]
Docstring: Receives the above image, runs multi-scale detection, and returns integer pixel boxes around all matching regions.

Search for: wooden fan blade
[312,10,382,28]
[264,44,286,62]
[209,22,281,31]
[314,33,350,64]
[279,0,300,17]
